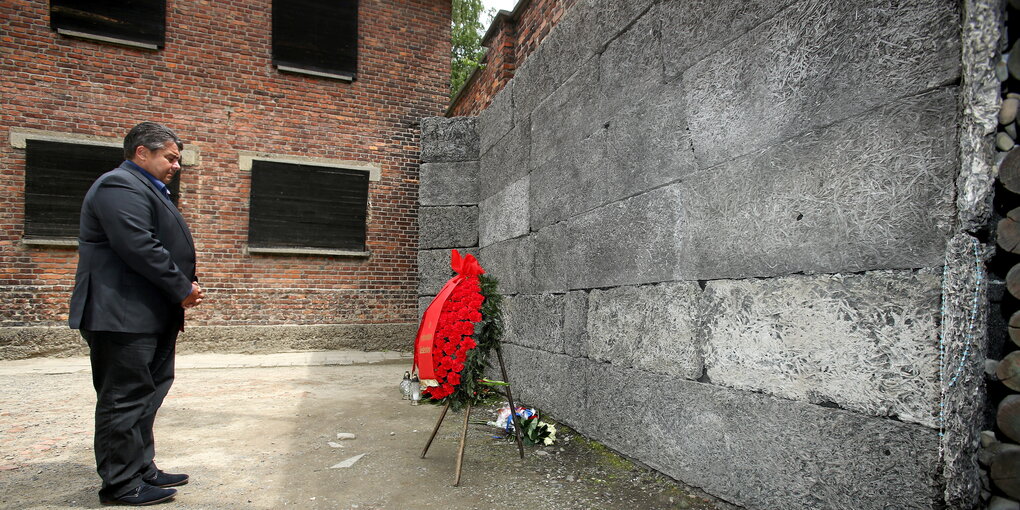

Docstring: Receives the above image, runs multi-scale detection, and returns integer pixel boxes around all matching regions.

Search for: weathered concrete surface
[658,0,796,80]
[529,88,695,230]
[530,59,604,167]
[939,234,991,509]
[420,117,479,163]
[177,324,418,353]
[957,0,1002,231]
[479,121,531,200]
[498,345,593,432]
[604,85,697,200]
[419,206,478,249]
[529,129,608,229]
[477,236,537,296]
[0,354,737,510]
[534,185,686,291]
[587,282,703,379]
[509,0,656,128]
[478,175,529,247]
[477,82,515,155]
[684,0,961,168]
[633,369,940,510]
[0,324,417,360]
[561,290,589,358]
[502,293,566,354]
[679,88,958,279]
[597,7,663,117]
[501,347,941,510]
[0,326,85,360]
[702,271,941,427]
[418,161,479,206]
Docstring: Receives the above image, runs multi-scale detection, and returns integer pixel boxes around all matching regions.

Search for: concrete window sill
[22,237,77,248]
[276,65,354,82]
[56,29,159,50]
[248,246,370,258]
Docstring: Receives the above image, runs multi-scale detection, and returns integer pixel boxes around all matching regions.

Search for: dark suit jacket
[69,162,197,333]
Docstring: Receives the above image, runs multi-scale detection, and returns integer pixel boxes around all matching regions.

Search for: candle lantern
[410,374,422,405]
[399,371,413,400]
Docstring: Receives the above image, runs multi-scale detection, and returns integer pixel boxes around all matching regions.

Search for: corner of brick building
[447,0,578,117]
[0,0,452,357]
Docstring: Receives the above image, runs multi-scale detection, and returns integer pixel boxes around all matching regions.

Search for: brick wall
[448,0,576,117]
[0,0,451,357]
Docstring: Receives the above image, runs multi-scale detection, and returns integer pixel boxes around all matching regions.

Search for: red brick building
[0,0,451,358]
[448,0,576,116]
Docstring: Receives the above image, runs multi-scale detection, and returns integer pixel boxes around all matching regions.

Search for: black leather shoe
[100,484,176,506]
[144,470,189,488]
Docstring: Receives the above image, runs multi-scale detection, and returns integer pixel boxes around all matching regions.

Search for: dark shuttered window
[272,0,358,81]
[50,0,166,49]
[248,160,369,252]
[24,139,179,240]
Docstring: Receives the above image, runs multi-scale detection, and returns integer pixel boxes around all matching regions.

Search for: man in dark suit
[69,122,204,506]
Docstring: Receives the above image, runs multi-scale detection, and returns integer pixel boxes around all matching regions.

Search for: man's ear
[134,145,148,161]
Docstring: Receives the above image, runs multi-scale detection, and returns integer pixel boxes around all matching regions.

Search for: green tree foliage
[450,0,489,100]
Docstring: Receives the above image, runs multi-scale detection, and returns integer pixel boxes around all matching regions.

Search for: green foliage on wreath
[438,274,503,411]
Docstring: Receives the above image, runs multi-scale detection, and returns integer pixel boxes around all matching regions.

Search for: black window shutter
[249,160,369,251]
[25,139,180,239]
[272,0,358,78]
[24,140,121,238]
[50,0,167,48]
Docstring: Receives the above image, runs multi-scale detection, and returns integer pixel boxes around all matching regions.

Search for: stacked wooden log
[983,4,1020,510]
[983,5,1020,509]
[992,357,1020,506]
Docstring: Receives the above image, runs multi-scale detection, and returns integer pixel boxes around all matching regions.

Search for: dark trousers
[82,328,177,499]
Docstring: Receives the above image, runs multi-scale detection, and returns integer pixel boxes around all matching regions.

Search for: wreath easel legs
[420,346,525,486]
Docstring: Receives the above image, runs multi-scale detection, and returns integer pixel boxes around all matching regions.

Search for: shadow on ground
[0,356,738,509]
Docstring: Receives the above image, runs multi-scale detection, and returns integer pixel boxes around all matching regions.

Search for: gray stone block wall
[703,270,942,428]
[476,236,536,295]
[587,281,703,379]
[418,206,478,249]
[480,121,531,200]
[499,344,940,510]
[658,0,796,80]
[417,248,479,296]
[509,0,656,128]
[534,185,686,291]
[478,82,515,155]
[418,161,479,206]
[418,0,977,507]
[530,59,604,167]
[596,6,662,118]
[420,117,479,163]
[417,118,483,316]
[683,0,960,169]
[478,175,529,247]
[502,293,566,354]
[561,290,589,358]
[679,87,958,279]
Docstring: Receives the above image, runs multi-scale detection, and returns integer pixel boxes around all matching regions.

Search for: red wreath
[413,250,485,400]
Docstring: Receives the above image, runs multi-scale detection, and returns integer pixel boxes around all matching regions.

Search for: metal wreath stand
[412,250,525,486]
[419,345,525,486]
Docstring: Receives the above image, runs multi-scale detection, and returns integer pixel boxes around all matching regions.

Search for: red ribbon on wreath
[413,250,485,399]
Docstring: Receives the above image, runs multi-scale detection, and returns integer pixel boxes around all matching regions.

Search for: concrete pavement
[0,350,737,509]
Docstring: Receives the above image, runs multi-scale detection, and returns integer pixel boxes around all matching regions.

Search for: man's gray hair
[123,122,183,160]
